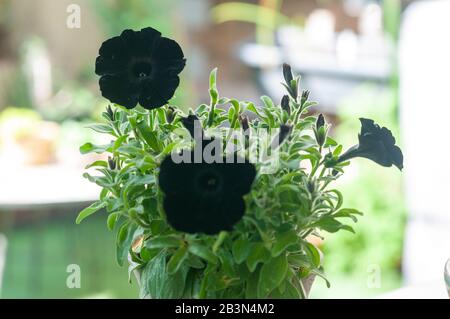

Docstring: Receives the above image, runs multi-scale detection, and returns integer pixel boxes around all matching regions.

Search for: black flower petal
[95,27,186,109]
[159,152,256,235]
[99,75,140,109]
[163,193,245,235]
[338,118,404,170]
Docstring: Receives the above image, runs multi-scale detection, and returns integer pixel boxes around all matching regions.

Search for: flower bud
[314,113,327,147]
[301,90,310,106]
[108,156,116,170]
[166,106,175,124]
[281,95,290,115]
[307,180,315,194]
[324,153,339,168]
[105,105,115,121]
[270,124,292,150]
[239,115,249,132]
[181,114,201,138]
[282,63,298,98]
[279,124,292,144]
[316,114,325,130]
[282,63,293,85]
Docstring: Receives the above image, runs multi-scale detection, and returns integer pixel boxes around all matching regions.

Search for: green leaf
[227,106,236,125]
[209,68,219,106]
[232,238,253,264]
[304,242,321,268]
[246,102,263,118]
[79,142,112,155]
[333,144,343,156]
[334,208,363,223]
[112,135,128,151]
[76,201,106,224]
[188,242,218,264]
[257,253,288,298]
[327,189,343,211]
[84,160,108,169]
[310,267,331,288]
[145,235,182,249]
[99,188,109,201]
[230,99,240,114]
[82,173,115,189]
[325,136,338,147]
[282,281,301,299]
[87,124,115,135]
[149,219,166,235]
[245,266,260,298]
[185,254,205,269]
[209,67,218,91]
[313,216,355,234]
[167,246,188,275]
[107,212,120,231]
[140,250,188,299]
[210,89,219,107]
[140,247,158,262]
[195,103,209,114]
[136,121,160,152]
[212,231,228,253]
[271,230,298,257]
[121,175,155,208]
[116,223,138,266]
[246,243,270,272]
[117,222,129,244]
[261,95,275,109]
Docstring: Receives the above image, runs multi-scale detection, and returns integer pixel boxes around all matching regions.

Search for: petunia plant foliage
[78,27,403,299]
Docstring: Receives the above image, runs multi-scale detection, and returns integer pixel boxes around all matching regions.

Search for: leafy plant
[77,28,403,299]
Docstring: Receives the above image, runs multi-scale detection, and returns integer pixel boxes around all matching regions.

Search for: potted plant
[77,27,403,299]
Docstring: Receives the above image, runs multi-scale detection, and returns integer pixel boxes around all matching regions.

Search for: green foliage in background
[211,0,287,45]
[3,214,137,298]
[90,0,177,37]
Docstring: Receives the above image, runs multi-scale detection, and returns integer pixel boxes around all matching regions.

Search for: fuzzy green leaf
[140,250,187,299]
[188,243,218,264]
[246,243,270,272]
[76,201,106,224]
[257,253,288,298]
[79,142,112,155]
[232,238,253,264]
[271,230,298,257]
[167,246,188,275]
[146,235,182,249]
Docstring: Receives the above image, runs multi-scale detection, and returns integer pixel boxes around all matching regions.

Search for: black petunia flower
[158,152,256,235]
[337,118,403,170]
[95,27,186,109]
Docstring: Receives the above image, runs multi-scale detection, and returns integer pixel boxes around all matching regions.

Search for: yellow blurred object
[16,121,59,165]
[0,110,59,165]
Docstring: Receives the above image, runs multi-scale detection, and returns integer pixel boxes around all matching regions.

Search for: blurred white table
[0,164,99,210]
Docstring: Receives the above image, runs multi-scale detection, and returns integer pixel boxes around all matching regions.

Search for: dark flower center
[131,61,153,79]
[196,169,222,193]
